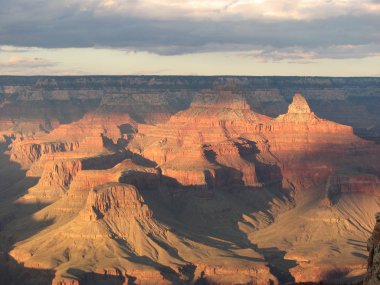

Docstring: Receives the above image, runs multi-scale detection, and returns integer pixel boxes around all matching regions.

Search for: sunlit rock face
[1,78,380,285]
[287,93,311,113]
[261,93,354,139]
[80,183,157,228]
[1,76,380,136]
[9,112,136,168]
[129,91,268,189]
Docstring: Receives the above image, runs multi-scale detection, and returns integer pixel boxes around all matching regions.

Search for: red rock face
[328,174,380,200]
[130,91,377,194]
[71,160,157,191]
[80,183,153,223]
[257,92,358,153]
[130,91,268,189]
[9,112,136,168]
[10,140,80,168]
[247,93,380,197]
[2,89,380,285]
[24,159,82,202]
[287,93,312,114]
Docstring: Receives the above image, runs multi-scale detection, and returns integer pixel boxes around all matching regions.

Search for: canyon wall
[0,77,380,285]
[1,76,380,138]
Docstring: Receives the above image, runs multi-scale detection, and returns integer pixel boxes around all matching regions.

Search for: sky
[0,0,380,76]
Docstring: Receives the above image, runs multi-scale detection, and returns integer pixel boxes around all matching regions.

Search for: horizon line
[0,74,379,78]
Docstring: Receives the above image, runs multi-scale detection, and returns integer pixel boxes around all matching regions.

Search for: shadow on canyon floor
[0,253,54,285]
[0,144,55,284]
[1,138,369,285]
[0,145,54,248]
[131,144,297,284]
[353,128,380,144]
[256,247,297,284]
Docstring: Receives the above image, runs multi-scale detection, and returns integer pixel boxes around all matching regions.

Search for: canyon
[0,76,380,285]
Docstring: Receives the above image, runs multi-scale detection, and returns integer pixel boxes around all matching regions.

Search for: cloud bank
[0,0,379,61]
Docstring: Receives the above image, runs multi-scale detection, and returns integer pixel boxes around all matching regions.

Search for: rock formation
[2,76,380,137]
[1,80,380,285]
[327,174,380,204]
[9,112,136,168]
[287,93,312,114]
[11,182,277,285]
[364,213,380,285]
[129,91,267,189]
[257,92,358,152]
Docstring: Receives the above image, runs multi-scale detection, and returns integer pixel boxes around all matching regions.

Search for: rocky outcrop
[10,178,277,285]
[257,93,357,149]
[195,262,277,285]
[80,183,155,225]
[131,92,375,193]
[364,213,380,285]
[46,113,136,145]
[10,183,176,277]
[10,140,80,167]
[24,159,82,202]
[67,159,159,196]
[52,277,80,285]
[248,93,377,193]
[327,174,380,204]
[287,93,311,114]
[130,91,265,189]
[290,263,366,284]
[52,271,169,285]
[9,112,136,168]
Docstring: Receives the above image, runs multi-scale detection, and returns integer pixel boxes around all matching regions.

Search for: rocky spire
[364,212,380,285]
[288,93,311,114]
[274,92,317,123]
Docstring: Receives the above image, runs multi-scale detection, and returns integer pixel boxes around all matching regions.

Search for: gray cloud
[0,0,379,60]
[241,44,380,63]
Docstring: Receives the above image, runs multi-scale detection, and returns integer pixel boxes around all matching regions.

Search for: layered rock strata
[10,112,136,168]
[2,89,380,285]
[11,182,276,285]
[130,91,267,189]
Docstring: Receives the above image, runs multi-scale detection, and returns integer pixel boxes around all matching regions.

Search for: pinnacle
[288,93,311,114]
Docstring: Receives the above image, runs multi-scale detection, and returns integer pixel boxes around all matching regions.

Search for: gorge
[0,76,380,285]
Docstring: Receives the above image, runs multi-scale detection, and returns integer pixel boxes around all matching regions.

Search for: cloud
[63,0,380,21]
[0,56,57,68]
[0,0,379,59]
[0,46,29,52]
[0,55,84,75]
[242,44,380,63]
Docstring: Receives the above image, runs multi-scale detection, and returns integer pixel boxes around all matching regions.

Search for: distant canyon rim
[0,76,380,285]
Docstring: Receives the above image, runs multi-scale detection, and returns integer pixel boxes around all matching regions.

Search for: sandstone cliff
[129,91,266,189]
[11,182,277,285]
[2,76,380,134]
[9,112,136,168]
[1,84,380,285]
